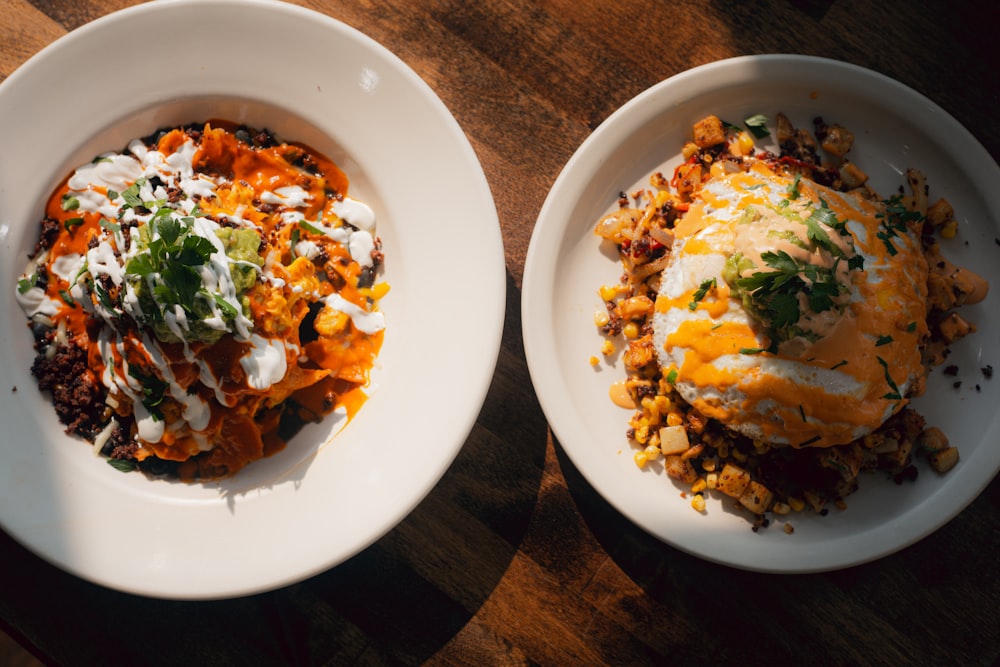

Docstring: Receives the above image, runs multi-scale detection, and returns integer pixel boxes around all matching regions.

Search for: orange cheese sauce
[655,165,929,447]
[22,122,386,480]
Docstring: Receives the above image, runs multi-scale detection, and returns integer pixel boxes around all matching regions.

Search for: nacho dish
[594,113,988,529]
[16,121,387,480]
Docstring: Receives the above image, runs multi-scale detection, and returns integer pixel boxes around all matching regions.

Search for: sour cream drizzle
[15,122,387,474]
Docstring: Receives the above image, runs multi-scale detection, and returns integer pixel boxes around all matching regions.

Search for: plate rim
[0,0,505,599]
[522,53,1000,573]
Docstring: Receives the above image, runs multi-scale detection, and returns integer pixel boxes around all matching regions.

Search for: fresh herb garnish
[830,360,848,370]
[665,369,678,385]
[119,178,147,208]
[92,280,116,312]
[61,194,80,211]
[740,347,767,355]
[17,277,33,294]
[877,356,902,400]
[799,404,807,422]
[875,194,921,256]
[211,292,240,319]
[127,365,168,421]
[107,458,137,473]
[876,335,893,346]
[64,217,84,232]
[299,219,325,236]
[744,113,770,139]
[786,172,802,200]
[688,277,717,310]
[126,216,219,324]
[58,289,76,307]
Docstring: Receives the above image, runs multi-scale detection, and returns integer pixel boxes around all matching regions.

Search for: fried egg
[652,162,929,447]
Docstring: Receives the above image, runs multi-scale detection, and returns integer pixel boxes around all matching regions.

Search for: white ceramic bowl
[523,55,1000,572]
[0,0,505,599]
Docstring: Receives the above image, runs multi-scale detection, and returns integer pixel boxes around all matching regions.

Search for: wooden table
[2,1,999,664]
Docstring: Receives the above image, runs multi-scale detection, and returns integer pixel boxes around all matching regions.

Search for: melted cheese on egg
[652,162,929,448]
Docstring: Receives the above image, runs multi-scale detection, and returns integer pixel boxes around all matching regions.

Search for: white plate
[0,0,504,599]
[522,55,1000,573]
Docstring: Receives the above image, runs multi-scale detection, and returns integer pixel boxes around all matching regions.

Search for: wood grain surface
[2,1,999,665]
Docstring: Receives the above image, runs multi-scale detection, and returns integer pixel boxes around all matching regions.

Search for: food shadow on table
[553,436,1000,665]
[0,269,552,666]
[252,270,551,664]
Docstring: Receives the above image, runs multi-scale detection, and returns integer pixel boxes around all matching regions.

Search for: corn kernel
[634,451,649,468]
[788,497,805,512]
[666,412,683,427]
[939,219,958,239]
[701,457,717,472]
[635,424,650,445]
[705,472,718,489]
[783,523,795,534]
[691,478,707,494]
[731,447,747,462]
[690,494,706,512]
[594,310,610,327]
[623,322,639,339]
[681,142,699,159]
[599,285,619,302]
[589,355,600,367]
[644,444,661,461]
[601,339,615,356]
[654,395,671,413]
[771,502,791,515]
[641,397,660,423]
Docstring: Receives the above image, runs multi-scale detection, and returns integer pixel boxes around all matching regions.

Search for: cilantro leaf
[107,458,137,473]
[744,114,770,139]
[877,356,902,400]
[688,277,717,310]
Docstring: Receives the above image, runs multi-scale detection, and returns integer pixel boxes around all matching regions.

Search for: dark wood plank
[1,0,999,665]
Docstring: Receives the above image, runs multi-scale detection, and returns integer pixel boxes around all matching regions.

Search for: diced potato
[738,481,774,514]
[926,198,954,227]
[803,490,827,513]
[938,312,974,343]
[905,168,928,214]
[658,424,690,456]
[929,446,960,473]
[692,115,726,148]
[916,427,948,453]
[715,462,751,498]
[775,112,796,143]
[771,502,792,515]
[664,455,699,483]
[618,295,655,320]
[839,161,868,188]
[820,123,855,156]
[878,436,913,469]
[673,162,705,200]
